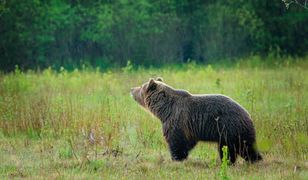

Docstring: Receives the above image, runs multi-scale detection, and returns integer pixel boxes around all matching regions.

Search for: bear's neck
[146,92,174,123]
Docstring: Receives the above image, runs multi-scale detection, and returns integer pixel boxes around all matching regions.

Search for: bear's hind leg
[240,143,262,163]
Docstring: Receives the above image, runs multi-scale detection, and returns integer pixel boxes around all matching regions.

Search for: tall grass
[0,58,308,178]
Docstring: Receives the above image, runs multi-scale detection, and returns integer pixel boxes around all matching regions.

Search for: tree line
[0,0,307,71]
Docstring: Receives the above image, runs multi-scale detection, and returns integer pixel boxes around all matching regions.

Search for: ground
[0,58,308,179]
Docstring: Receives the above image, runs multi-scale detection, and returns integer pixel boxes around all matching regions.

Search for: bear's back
[183,94,254,141]
[189,94,249,117]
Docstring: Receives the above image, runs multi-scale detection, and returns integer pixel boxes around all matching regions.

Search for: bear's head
[130,77,165,108]
[131,77,191,120]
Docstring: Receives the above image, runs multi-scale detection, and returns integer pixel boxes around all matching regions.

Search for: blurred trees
[0,0,307,71]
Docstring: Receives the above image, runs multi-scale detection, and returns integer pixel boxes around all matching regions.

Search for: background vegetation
[0,0,307,71]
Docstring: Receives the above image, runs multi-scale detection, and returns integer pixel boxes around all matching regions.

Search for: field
[1,59,308,179]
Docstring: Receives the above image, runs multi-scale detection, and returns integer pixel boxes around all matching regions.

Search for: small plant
[218,146,230,180]
[58,142,74,159]
[86,159,105,172]
[122,60,134,73]
[216,78,221,88]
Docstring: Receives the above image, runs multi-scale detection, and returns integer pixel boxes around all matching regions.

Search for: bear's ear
[147,78,157,92]
[156,77,163,82]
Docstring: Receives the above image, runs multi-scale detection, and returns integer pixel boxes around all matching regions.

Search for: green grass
[0,59,308,179]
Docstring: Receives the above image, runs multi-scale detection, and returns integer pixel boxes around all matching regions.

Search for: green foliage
[218,146,230,180]
[58,143,74,159]
[86,159,106,172]
[0,0,307,71]
[121,60,134,73]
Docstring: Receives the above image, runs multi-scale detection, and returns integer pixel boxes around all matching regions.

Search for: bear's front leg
[166,131,196,161]
[168,140,188,161]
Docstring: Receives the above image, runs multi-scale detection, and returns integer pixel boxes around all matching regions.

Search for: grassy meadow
[1,58,308,179]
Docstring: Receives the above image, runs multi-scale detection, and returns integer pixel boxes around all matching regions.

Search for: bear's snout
[130,87,139,96]
[130,88,135,95]
[130,87,146,107]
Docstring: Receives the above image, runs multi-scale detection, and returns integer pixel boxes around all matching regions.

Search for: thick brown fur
[131,78,262,164]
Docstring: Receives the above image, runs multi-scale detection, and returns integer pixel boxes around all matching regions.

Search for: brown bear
[131,77,262,164]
